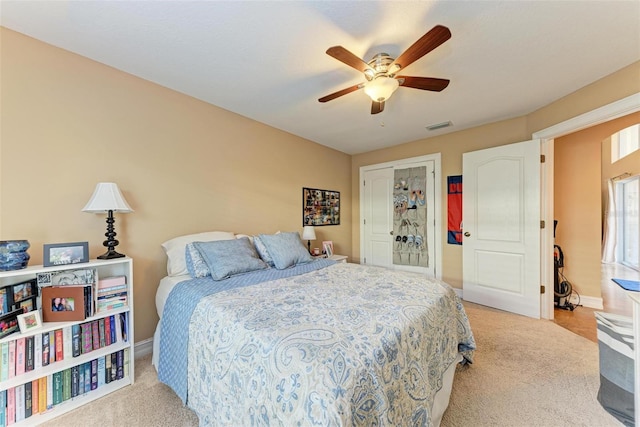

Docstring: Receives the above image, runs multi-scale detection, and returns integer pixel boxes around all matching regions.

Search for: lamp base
[97,249,126,260]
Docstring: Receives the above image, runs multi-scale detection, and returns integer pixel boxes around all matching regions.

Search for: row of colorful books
[0,349,129,426]
[0,313,129,382]
[96,276,128,313]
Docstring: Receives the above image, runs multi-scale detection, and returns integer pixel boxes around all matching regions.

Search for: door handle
[464,232,471,237]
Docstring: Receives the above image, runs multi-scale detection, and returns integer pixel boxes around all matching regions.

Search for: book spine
[83,362,90,392]
[14,385,23,422]
[97,291,128,300]
[25,336,34,372]
[63,327,72,360]
[105,354,112,384]
[7,387,15,425]
[120,312,128,342]
[24,381,31,419]
[71,365,79,398]
[7,341,15,379]
[97,357,105,388]
[42,332,50,366]
[46,374,53,410]
[72,324,81,357]
[0,390,5,427]
[54,329,63,362]
[109,315,117,344]
[15,338,25,377]
[90,359,98,390]
[116,349,124,380]
[91,321,99,350]
[38,376,47,414]
[1,342,8,381]
[111,353,117,383]
[52,371,62,405]
[124,347,130,378]
[62,368,71,402]
[97,276,126,289]
[97,284,127,294]
[104,316,112,346]
[34,333,42,370]
[81,323,92,354]
[98,318,106,348]
[31,379,38,416]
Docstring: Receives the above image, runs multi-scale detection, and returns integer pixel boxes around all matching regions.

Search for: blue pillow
[193,237,268,281]
[253,235,275,267]
[185,243,210,278]
[257,232,312,270]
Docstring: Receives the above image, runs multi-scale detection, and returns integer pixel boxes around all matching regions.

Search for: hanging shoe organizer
[393,166,428,267]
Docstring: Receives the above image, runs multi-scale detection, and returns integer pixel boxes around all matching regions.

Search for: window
[617,176,639,270]
[611,124,640,162]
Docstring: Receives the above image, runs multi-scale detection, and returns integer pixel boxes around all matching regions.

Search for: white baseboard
[134,337,153,359]
[569,294,603,310]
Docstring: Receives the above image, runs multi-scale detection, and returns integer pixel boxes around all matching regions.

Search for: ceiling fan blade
[318,83,364,103]
[390,25,451,72]
[326,46,372,73]
[371,101,385,115]
[398,76,450,92]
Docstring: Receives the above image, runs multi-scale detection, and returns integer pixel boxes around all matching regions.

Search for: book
[98,318,106,348]
[25,335,34,372]
[0,390,5,427]
[15,384,24,422]
[105,354,112,384]
[81,323,92,354]
[97,284,127,294]
[7,387,15,425]
[104,316,112,346]
[97,291,127,300]
[34,333,42,370]
[78,362,85,395]
[38,376,47,413]
[24,381,31,419]
[124,347,130,378]
[97,275,126,289]
[72,324,81,357]
[84,361,91,393]
[97,357,106,388]
[31,379,39,416]
[71,365,79,398]
[91,320,99,350]
[8,341,16,378]
[111,353,117,382]
[54,329,64,362]
[15,337,25,376]
[116,349,124,380]
[49,331,56,363]
[46,374,53,410]
[63,326,72,359]
[52,371,63,405]
[109,315,116,344]
[42,332,50,366]
[119,312,129,342]
[91,359,98,390]
[62,368,71,401]
[1,342,9,381]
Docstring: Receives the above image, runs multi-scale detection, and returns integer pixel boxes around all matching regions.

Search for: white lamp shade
[82,182,133,213]
[364,76,400,102]
[302,225,316,241]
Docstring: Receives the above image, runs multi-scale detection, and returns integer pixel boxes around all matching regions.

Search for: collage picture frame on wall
[302,187,340,226]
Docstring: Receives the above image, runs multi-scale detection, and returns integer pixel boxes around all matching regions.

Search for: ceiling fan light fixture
[364,76,400,102]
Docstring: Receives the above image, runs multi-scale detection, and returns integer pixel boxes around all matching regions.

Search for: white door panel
[363,168,394,268]
[463,139,541,318]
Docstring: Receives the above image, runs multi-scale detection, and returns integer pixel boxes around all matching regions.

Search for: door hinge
[363,257,366,264]
[540,220,545,229]
[540,285,545,294]
[363,180,366,186]
[540,154,546,163]
[363,219,366,225]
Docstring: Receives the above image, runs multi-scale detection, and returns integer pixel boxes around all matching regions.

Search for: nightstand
[329,254,348,263]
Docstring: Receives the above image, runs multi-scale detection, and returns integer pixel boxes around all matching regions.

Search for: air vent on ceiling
[426,121,453,131]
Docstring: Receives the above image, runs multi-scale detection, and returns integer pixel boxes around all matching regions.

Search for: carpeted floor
[43,301,622,426]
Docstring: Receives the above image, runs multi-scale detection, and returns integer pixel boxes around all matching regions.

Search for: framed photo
[323,241,334,257]
[16,297,37,313]
[0,308,23,339]
[17,310,42,333]
[11,279,37,305]
[43,242,89,267]
[302,187,340,226]
[0,286,13,315]
[41,286,86,322]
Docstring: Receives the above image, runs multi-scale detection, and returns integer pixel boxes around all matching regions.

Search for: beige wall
[351,61,640,292]
[0,28,352,343]
[554,113,639,299]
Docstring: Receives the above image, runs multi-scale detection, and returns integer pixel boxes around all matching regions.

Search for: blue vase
[0,240,30,271]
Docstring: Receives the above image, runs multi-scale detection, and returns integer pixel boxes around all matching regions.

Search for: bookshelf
[0,258,134,426]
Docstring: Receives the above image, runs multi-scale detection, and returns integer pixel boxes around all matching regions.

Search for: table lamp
[82,182,133,259]
[302,225,316,254]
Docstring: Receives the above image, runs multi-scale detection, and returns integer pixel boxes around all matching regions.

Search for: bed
[152,231,475,426]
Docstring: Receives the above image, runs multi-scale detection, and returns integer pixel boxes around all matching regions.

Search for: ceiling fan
[318,25,451,114]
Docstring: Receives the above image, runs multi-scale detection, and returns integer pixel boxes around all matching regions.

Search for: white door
[462,139,541,318]
[362,167,394,268]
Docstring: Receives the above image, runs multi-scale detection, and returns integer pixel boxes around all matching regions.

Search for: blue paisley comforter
[159,261,475,426]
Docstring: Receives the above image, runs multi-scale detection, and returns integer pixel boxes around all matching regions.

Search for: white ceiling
[2,1,639,155]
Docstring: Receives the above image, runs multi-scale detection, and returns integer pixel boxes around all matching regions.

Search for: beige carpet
[43,302,621,426]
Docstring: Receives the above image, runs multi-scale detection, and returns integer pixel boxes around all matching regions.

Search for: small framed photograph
[0,308,23,339]
[17,310,42,333]
[43,242,89,267]
[15,297,37,313]
[11,279,37,305]
[0,286,13,315]
[41,286,86,322]
[322,241,334,257]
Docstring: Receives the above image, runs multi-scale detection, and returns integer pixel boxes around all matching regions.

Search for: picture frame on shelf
[0,286,13,315]
[0,308,23,339]
[11,278,37,307]
[15,297,37,313]
[322,241,334,257]
[41,286,86,322]
[43,241,89,267]
[17,310,42,333]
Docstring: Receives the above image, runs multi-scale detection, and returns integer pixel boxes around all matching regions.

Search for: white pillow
[161,231,235,276]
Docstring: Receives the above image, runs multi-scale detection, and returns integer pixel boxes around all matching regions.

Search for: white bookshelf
[0,257,134,426]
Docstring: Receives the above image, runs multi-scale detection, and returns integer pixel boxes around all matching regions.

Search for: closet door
[362,167,394,268]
